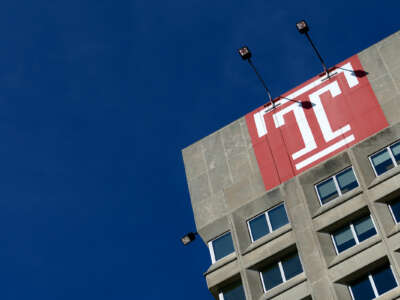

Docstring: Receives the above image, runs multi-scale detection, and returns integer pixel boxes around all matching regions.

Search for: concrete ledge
[259,273,307,300]
[242,225,292,256]
[328,235,382,268]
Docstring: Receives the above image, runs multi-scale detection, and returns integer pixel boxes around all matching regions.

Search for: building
[182,30,400,300]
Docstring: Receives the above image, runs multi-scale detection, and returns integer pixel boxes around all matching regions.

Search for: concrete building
[182,30,400,300]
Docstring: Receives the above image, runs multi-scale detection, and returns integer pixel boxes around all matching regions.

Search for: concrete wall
[182,30,400,300]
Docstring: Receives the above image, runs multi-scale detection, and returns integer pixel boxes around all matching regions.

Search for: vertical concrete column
[282,179,337,300]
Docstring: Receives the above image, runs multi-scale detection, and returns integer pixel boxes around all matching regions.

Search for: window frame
[218,281,245,300]
[315,166,359,206]
[208,231,234,264]
[388,198,400,224]
[369,140,400,177]
[330,215,377,255]
[246,203,288,243]
[348,265,399,300]
[259,252,303,293]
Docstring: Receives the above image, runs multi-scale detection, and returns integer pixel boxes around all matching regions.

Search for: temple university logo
[245,55,388,190]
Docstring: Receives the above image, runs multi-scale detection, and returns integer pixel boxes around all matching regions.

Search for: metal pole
[247,58,274,108]
[304,32,329,77]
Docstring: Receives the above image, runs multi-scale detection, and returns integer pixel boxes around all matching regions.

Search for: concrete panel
[187,172,211,204]
[224,178,255,212]
[358,44,388,82]
[381,98,400,126]
[368,74,399,106]
[390,64,400,95]
[221,120,247,158]
[192,191,227,230]
[378,33,400,71]
[228,152,252,184]
[182,141,207,180]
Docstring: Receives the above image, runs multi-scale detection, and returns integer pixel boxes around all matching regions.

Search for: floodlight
[296,19,328,77]
[181,232,197,245]
[296,20,309,34]
[238,46,252,60]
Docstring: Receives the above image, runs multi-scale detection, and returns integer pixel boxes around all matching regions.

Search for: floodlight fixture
[181,232,198,246]
[296,20,309,34]
[296,19,329,77]
[238,46,252,60]
[238,45,275,108]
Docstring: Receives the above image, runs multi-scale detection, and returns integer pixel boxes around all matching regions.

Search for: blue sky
[0,1,399,299]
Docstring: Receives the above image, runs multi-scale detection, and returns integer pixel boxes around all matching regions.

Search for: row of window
[218,251,303,299]
[210,197,400,263]
[211,141,400,264]
[315,140,400,205]
[219,263,399,300]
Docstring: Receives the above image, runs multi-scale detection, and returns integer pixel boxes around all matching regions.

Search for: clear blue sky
[0,1,398,299]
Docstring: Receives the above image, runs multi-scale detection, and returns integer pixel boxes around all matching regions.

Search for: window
[208,232,235,263]
[247,203,289,242]
[315,167,359,205]
[260,252,303,292]
[219,281,246,300]
[388,196,400,223]
[369,140,400,176]
[349,264,398,300]
[331,215,377,254]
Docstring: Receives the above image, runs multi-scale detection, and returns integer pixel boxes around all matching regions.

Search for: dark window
[370,141,400,176]
[389,197,400,223]
[260,252,303,292]
[268,204,289,231]
[281,253,303,280]
[248,203,289,242]
[350,277,375,300]
[316,178,338,204]
[332,226,356,253]
[349,264,397,299]
[370,149,394,175]
[390,141,400,164]
[248,214,269,241]
[336,168,358,194]
[316,167,358,205]
[211,232,234,262]
[332,215,376,254]
[220,281,246,300]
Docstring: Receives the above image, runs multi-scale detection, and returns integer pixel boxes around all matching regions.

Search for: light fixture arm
[247,58,274,108]
[304,32,329,77]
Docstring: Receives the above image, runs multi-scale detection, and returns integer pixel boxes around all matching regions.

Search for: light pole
[238,46,275,108]
[296,20,329,77]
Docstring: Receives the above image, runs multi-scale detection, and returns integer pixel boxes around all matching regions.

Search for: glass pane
[372,265,398,296]
[213,232,234,261]
[353,216,376,243]
[249,214,270,242]
[390,141,400,164]
[268,204,289,231]
[333,226,356,253]
[336,168,358,194]
[390,198,400,223]
[371,149,394,176]
[281,253,303,280]
[316,178,338,205]
[221,282,246,300]
[261,264,283,291]
[350,276,375,300]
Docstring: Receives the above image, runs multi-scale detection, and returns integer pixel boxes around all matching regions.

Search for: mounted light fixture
[238,46,252,60]
[181,232,198,245]
[296,19,329,77]
[237,46,275,108]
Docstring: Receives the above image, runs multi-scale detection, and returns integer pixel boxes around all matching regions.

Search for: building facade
[182,30,400,300]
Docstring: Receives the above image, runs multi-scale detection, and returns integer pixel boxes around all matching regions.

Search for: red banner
[245,55,388,191]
